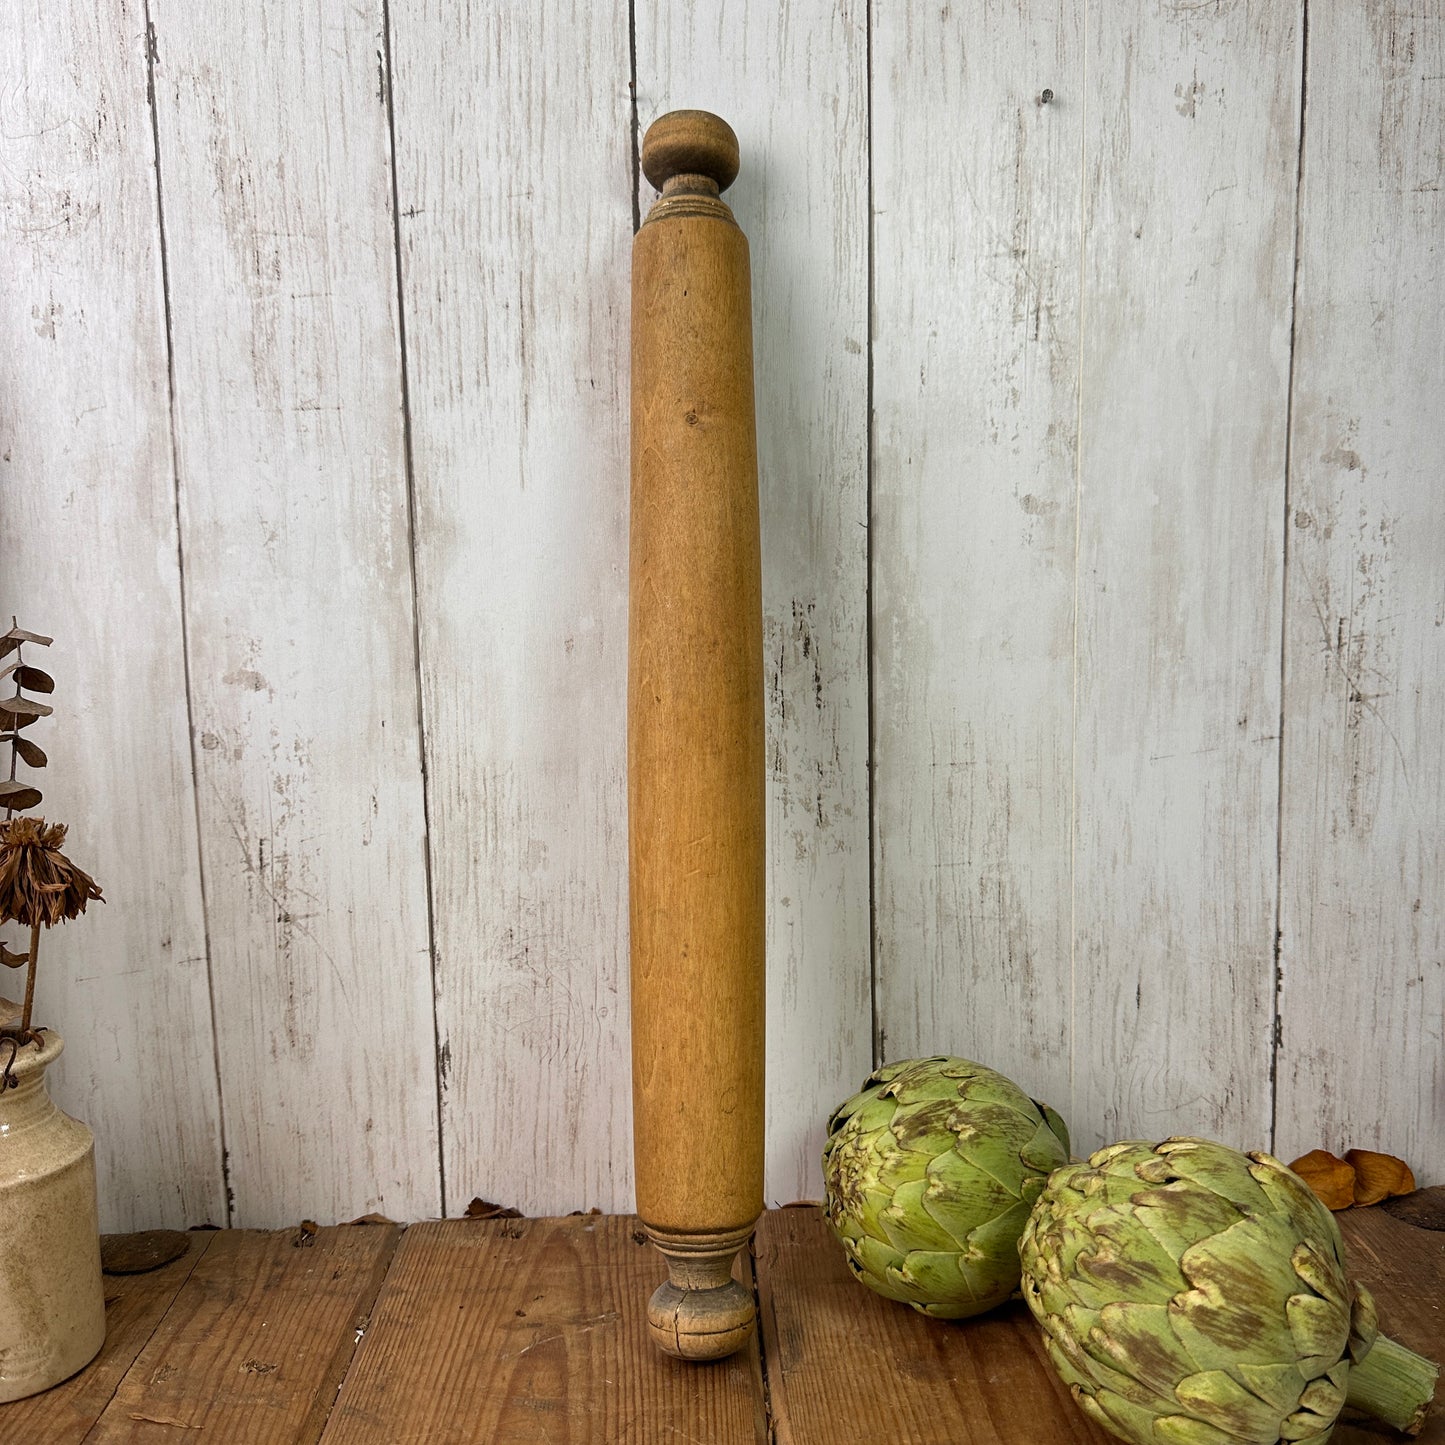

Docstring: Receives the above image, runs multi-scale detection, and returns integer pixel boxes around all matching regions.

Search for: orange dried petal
[1345,1149,1416,1206]
[1289,1149,1357,1211]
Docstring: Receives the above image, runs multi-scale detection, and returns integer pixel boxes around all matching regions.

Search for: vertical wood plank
[387,2,634,1215]
[147,0,439,1224]
[1276,2,1445,1181]
[1072,1,1301,1150]
[871,1,1083,1117]
[0,0,224,1228]
[636,0,872,1200]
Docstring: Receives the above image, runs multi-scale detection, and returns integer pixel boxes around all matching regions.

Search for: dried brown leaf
[6,736,46,768]
[464,1197,522,1220]
[0,629,53,659]
[0,696,52,729]
[13,666,53,694]
[1,942,28,968]
[0,780,43,811]
[1345,1148,1416,1206]
[346,1211,397,1226]
[1289,1149,1357,1211]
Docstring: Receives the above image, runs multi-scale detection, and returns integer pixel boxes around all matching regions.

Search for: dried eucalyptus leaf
[0,697,52,728]
[13,666,53,694]
[0,780,42,811]
[9,737,45,768]
[1,942,28,968]
[0,629,53,657]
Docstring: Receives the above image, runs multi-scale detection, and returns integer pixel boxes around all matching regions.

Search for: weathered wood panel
[1070,0,1300,1151]
[871,0,1083,1120]
[0,0,224,1229]
[387,0,634,1215]
[1276,1,1445,1182]
[636,0,872,1201]
[147,1,439,1224]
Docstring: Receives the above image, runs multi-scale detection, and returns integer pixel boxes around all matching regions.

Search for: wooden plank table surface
[1,1206,1438,1443]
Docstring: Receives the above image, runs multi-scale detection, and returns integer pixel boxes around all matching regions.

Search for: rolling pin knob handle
[641,109,740,195]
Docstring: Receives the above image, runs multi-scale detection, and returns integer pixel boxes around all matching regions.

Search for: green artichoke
[822,1055,1070,1318]
[1019,1136,1439,1444]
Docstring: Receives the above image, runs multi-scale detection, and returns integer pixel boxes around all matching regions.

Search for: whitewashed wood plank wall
[1,0,1439,1230]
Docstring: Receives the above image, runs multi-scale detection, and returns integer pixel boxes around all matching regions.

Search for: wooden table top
[1,1204,1438,1443]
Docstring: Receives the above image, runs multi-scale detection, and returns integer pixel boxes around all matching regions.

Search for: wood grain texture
[147,0,439,1225]
[1071,0,1301,1151]
[0,1233,213,1441]
[756,1205,1115,1444]
[86,1225,399,1443]
[636,0,872,1205]
[1275,0,1445,1185]
[1336,1210,1444,1443]
[386,0,634,1217]
[630,161,765,1243]
[0,0,225,1230]
[871,0,1083,1120]
[320,1216,762,1444]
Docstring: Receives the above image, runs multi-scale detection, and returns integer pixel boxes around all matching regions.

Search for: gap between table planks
[0,1208,1437,1443]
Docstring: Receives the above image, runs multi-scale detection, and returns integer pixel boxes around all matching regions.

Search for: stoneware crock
[0,1022,105,1401]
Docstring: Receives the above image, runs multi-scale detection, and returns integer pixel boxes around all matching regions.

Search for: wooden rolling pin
[628,110,765,1362]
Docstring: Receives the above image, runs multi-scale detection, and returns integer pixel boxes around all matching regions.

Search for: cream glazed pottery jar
[0,1024,105,1401]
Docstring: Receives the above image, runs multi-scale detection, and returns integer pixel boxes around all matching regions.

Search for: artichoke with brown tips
[822,1055,1070,1319]
[1019,1136,1438,1444]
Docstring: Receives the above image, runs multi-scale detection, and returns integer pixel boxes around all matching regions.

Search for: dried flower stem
[20,920,39,1035]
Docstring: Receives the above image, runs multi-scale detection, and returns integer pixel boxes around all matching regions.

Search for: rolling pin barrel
[628,110,765,1362]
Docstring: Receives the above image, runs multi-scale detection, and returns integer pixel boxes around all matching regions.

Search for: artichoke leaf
[923,1160,1017,1229]
[1089,1388,1168,1443]
[878,1178,957,1253]
[887,1098,964,1156]
[871,1138,933,1192]
[1346,1285,1378,1362]
[1172,1367,1290,1439]
[1296,1372,1346,1417]
[1133,1183,1250,1263]
[1033,1098,1071,1157]
[1278,1407,1338,1442]
[1169,1217,1302,1368]
[1089,1300,1199,1399]
[847,1236,915,1302]
[1151,1414,1248,1445]
[1234,1360,1312,1414]
[1289,1240,1351,1312]
[1018,1112,1072,1174]
[1157,1138,1276,1216]
[1286,1291,1352,1379]
[897,1249,975,1308]
[1254,1157,1347,1264]
[1067,1212,1188,1307]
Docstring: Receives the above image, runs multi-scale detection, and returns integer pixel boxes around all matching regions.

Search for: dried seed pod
[1288,1148,1357,1211]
